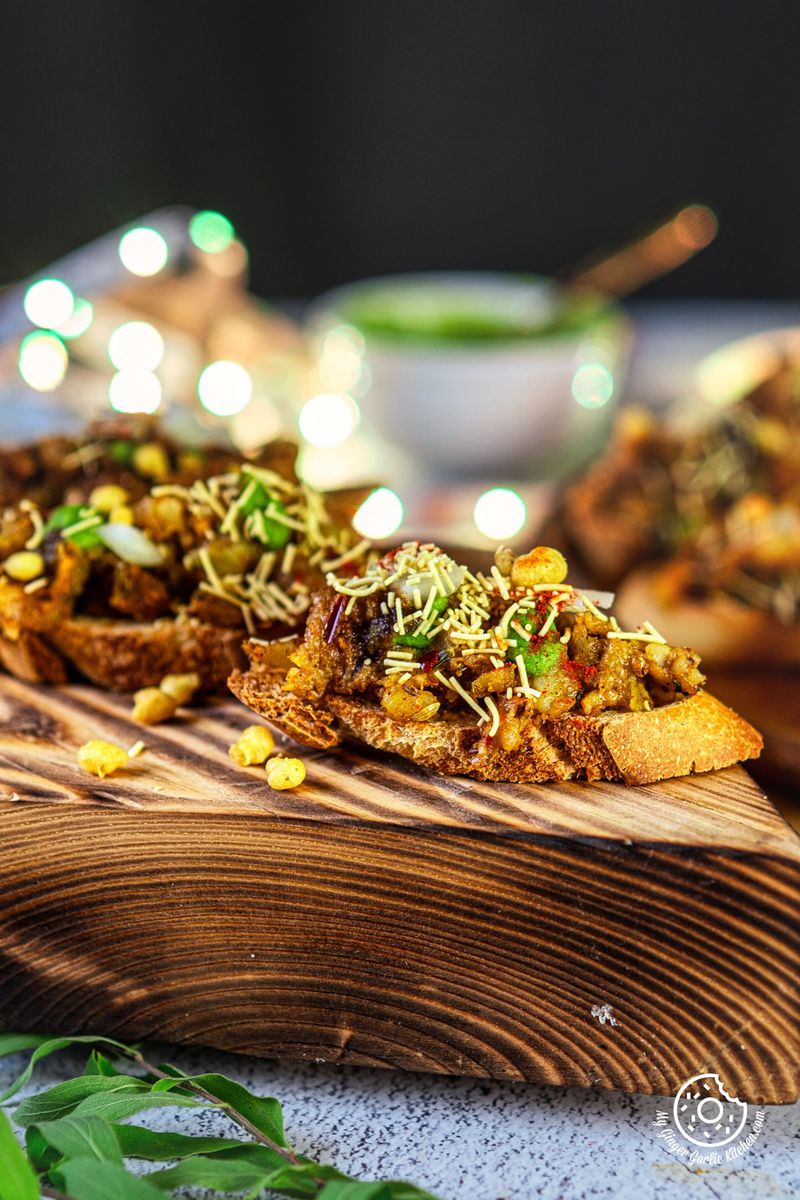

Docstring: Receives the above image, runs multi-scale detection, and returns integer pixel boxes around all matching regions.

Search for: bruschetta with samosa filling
[0,459,368,691]
[229,542,762,785]
[560,361,800,666]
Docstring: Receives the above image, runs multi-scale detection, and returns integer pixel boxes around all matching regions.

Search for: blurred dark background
[2,1,798,299]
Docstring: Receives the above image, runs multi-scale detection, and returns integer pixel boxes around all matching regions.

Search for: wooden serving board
[0,675,798,1104]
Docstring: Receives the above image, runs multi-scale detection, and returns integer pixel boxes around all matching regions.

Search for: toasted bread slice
[230,666,342,750]
[0,431,369,694]
[0,617,244,692]
[0,630,69,685]
[228,662,762,786]
[44,616,246,692]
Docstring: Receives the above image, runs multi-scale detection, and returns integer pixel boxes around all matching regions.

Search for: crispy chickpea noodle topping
[309,541,706,733]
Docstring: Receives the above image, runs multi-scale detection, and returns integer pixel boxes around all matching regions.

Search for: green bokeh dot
[188,211,235,254]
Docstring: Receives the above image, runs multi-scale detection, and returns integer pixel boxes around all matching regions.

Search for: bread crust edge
[226,666,763,786]
[1,616,245,692]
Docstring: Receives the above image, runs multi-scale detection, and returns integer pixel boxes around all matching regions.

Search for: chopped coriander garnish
[44,503,84,532]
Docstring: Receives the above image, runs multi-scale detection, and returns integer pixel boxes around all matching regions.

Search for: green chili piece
[44,504,104,549]
[393,632,431,650]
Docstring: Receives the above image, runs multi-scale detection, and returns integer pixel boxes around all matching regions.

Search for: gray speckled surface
[2,1047,798,1199]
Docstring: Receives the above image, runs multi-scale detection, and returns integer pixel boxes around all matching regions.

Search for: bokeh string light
[353,487,405,539]
[118,227,169,277]
[571,362,614,408]
[316,325,365,392]
[297,392,360,448]
[473,487,527,540]
[18,332,69,392]
[23,279,74,330]
[108,321,165,372]
[57,298,94,339]
[109,371,162,414]
[198,360,253,416]
[188,211,236,254]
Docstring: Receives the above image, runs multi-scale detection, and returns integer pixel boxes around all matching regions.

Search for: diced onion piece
[562,590,615,612]
[97,523,165,567]
[394,565,465,606]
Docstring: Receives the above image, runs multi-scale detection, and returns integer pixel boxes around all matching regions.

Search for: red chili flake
[420,648,439,672]
[562,657,599,688]
[323,595,346,643]
[562,658,583,683]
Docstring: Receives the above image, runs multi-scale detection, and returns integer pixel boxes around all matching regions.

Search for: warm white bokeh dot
[353,487,404,540]
[57,298,93,339]
[108,322,165,372]
[23,280,74,329]
[571,362,615,409]
[18,332,69,391]
[118,228,169,277]
[197,361,253,416]
[298,392,360,448]
[109,370,162,414]
[473,487,527,540]
[317,326,365,392]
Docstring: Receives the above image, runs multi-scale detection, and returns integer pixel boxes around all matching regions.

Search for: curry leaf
[69,1091,205,1122]
[14,1075,149,1125]
[152,1072,286,1145]
[0,1034,135,1101]
[112,1124,247,1160]
[84,1049,124,1077]
[316,1180,438,1200]
[25,1124,61,1173]
[147,1157,286,1191]
[317,1186,396,1200]
[34,1113,123,1163]
[0,1110,38,1200]
[0,1031,445,1199]
[58,1159,165,1200]
[0,1034,48,1058]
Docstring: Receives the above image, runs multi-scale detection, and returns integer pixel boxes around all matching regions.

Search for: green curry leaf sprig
[0,1034,441,1200]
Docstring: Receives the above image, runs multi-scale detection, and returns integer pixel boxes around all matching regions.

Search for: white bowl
[307,272,633,476]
